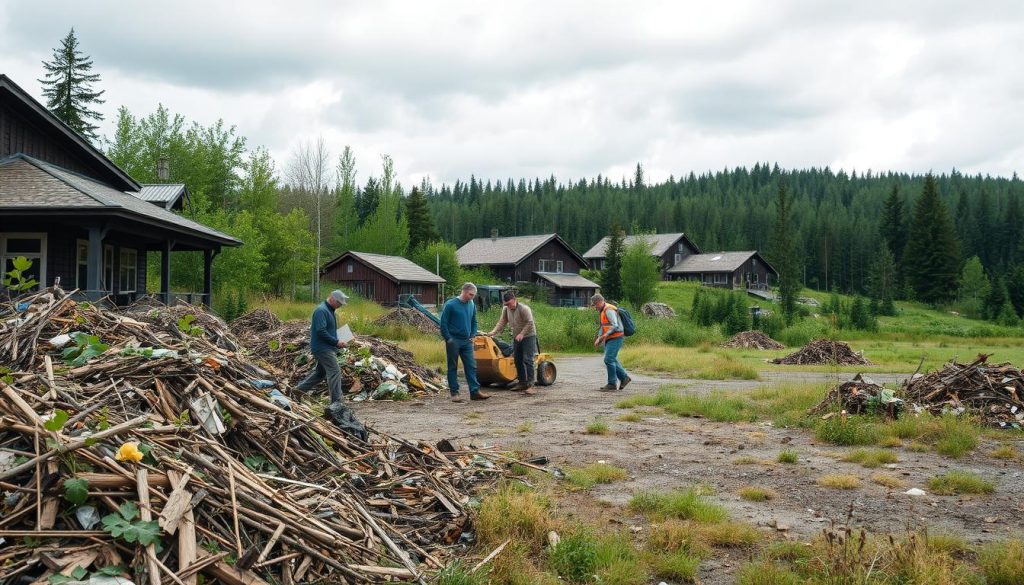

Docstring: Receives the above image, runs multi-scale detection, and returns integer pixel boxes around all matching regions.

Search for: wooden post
[203,249,215,308]
[161,240,172,304]
[86,227,103,294]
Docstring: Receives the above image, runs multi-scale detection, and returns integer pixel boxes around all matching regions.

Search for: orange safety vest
[599,303,624,340]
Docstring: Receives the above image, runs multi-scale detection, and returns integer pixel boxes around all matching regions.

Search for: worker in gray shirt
[487,291,539,395]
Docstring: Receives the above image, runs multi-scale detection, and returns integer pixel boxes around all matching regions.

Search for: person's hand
[594,338,601,348]
[336,340,347,348]
[515,333,524,342]
[487,331,496,337]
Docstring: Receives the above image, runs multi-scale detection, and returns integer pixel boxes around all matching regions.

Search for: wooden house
[665,251,777,290]
[321,251,445,306]
[0,74,239,306]
[583,232,701,278]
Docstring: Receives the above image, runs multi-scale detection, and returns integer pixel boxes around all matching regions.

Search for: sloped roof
[324,251,445,284]
[583,232,700,259]
[138,184,189,209]
[667,251,776,274]
[457,234,559,265]
[0,74,139,192]
[535,272,600,289]
[0,155,239,246]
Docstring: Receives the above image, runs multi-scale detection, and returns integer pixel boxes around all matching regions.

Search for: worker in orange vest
[591,293,631,391]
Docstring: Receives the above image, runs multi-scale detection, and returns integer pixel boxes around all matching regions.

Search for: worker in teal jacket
[297,290,349,403]
[440,282,490,402]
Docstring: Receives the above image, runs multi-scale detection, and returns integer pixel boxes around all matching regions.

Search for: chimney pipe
[158,156,169,181]
[490,228,498,241]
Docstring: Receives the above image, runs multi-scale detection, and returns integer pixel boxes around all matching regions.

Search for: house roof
[0,74,139,192]
[138,184,189,209]
[324,251,445,284]
[535,272,600,289]
[456,233,586,266]
[0,155,240,246]
[666,251,777,274]
[583,232,701,259]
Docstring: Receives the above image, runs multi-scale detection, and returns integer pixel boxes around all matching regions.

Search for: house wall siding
[516,239,584,282]
[0,101,102,180]
[322,256,440,306]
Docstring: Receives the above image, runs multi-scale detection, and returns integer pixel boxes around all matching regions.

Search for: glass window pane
[6,238,41,254]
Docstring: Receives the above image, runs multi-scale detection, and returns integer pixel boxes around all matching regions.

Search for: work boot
[470,391,491,401]
[523,385,536,396]
[510,382,527,391]
[599,384,618,391]
[620,377,632,389]
[450,394,465,403]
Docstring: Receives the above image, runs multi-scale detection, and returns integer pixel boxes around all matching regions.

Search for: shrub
[548,531,598,583]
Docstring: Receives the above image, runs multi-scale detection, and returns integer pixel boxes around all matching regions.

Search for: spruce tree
[957,256,989,319]
[358,177,381,225]
[39,29,105,142]
[601,225,625,303]
[405,186,437,251]
[770,184,799,321]
[867,246,898,316]
[879,185,907,262]
[1008,265,1024,318]
[984,276,1009,321]
[903,175,961,304]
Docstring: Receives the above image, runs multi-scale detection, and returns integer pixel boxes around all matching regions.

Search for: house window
[120,249,138,293]
[539,259,562,272]
[347,262,353,274]
[674,253,682,266]
[714,273,728,284]
[1,233,46,291]
[556,261,563,273]
[76,240,89,289]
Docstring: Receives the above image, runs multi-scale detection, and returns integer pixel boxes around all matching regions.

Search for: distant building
[584,232,701,277]
[321,251,445,306]
[665,251,777,290]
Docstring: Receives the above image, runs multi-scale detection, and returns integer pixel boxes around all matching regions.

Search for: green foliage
[2,256,40,292]
[411,241,460,285]
[978,539,1024,585]
[39,29,105,142]
[904,175,961,304]
[63,478,89,506]
[101,501,162,546]
[61,333,109,367]
[628,489,728,523]
[771,184,799,322]
[958,256,990,318]
[602,225,625,303]
[927,471,995,495]
[176,314,204,337]
[868,246,898,316]
[44,409,69,432]
[406,186,438,251]
[548,531,598,583]
[621,236,660,308]
[436,561,486,585]
[815,416,881,446]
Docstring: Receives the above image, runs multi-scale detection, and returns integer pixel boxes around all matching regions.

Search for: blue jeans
[446,338,480,396]
[603,336,628,386]
[296,349,344,403]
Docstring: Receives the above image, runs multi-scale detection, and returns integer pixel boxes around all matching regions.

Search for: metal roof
[666,251,773,274]
[138,184,188,209]
[535,271,600,289]
[456,234,558,265]
[583,232,699,259]
[325,251,445,283]
[0,155,240,246]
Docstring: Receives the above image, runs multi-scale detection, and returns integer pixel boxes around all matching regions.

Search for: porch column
[202,248,216,308]
[86,227,103,294]
[160,240,172,304]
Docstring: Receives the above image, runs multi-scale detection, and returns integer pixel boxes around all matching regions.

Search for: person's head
[502,290,518,310]
[327,289,349,308]
[459,282,477,302]
[590,293,606,311]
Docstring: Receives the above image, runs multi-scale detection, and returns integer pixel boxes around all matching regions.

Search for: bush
[815,416,880,446]
[777,318,829,347]
[548,531,598,583]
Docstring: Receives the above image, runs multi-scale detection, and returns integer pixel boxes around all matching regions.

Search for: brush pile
[771,338,871,366]
[902,354,1024,428]
[811,374,903,417]
[721,330,784,350]
[0,288,501,584]
[372,308,441,335]
[640,303,676,319]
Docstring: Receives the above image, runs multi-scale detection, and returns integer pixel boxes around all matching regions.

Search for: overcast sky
[2,1,1022,187]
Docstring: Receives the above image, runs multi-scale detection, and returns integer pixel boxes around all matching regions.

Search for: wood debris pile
[771,338,871,366]
[720,330,784,350]
[372,308,441,335]
[810,374,902,417]
[902,354,1024,428]
[229,309,282,337]
[640,303,676,319]
[0,288,502,584]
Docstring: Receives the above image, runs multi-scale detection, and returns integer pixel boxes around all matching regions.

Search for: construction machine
[398,294,557,387]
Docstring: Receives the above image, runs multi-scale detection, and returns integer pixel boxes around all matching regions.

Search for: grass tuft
[776,449,799,464]
[841,448,898,468]
[815,416,881,446]
[629,489,728,523]
[978,539,1024,585]
[648,550,700,582]
[736,561,804,585]
[516,422,533,433]
[927,471,995,495]
[566,463,628,490]
[436,560,486,585]
[989,445,1017,460]
[738,486,777,502]
[585,418,611,435]
[816,473,861,489]
[617,412,643,422]
[869,472,905,489]
[475,483,552,553]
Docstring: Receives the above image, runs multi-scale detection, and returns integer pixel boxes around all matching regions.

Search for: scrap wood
[771,338,871,365]
[640,302,676,318]
[810,373,902,417]
[372,307,440,334]
[902,353,1024,428]
[0,287,505,584]
[721,330,784,350]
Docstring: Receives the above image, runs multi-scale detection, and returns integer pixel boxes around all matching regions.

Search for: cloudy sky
[2,0,1022,186]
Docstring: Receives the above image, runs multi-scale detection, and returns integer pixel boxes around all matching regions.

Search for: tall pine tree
[601,225,625,303]
[39,29,105,142]
[770,184,799,322]
[903,175,961,304]
[879,185,907,262]
[405,186,438,251]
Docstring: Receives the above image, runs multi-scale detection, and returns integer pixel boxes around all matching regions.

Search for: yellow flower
[115,442,144,463]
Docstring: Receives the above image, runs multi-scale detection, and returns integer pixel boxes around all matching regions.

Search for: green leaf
[96,565,126,576]
[63,477,89,506]
[137,442,158,466]
[48,575,74,585]
[70,566,87,580]
[12,256,32,271]
[117,501,139,521]
[44,409,69,432]
[132,519,162,546]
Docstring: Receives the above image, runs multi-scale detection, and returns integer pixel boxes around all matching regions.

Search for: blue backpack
[616,306,636,337]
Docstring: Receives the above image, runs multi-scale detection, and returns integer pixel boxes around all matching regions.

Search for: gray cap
[330,290,349,305]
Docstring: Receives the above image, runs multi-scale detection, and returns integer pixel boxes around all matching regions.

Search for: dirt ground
[350,356,1024,584]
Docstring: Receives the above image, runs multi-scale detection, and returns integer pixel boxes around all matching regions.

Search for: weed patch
[815,416,881,446]
[841,448,898,468]
[927,471,995,495]
[648,550,700,582]
[585,418,610,435]
[628,489,727,523]
[978,539,1024,585]
[990,445,1017,459]
[817,474,861,489]
[566,463,628,490]
[869,473,905,489]
[777,449,799,464]
[475,484,552,553]
[738,486,777,501]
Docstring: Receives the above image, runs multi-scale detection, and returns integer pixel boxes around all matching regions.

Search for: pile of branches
[0,288,502,584]
[372,308,440,335]
[810,373,903,417]
[640,303,676,319]
[771,338,871,365]
[230,309,282,337]
[720,330,784,350]
[903,354,1024,428]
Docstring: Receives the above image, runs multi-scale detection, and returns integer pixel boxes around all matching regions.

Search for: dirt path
[351,356,1024,583]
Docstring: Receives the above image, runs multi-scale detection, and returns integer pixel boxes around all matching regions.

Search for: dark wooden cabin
[456,232,587,283]
[584,232,701,278]
[0,74,239,306]
[665,251,777,290]
[535,272,600,307]
[321,251,445,306]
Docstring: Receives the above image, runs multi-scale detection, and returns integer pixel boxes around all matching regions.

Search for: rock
[904,488,927,496]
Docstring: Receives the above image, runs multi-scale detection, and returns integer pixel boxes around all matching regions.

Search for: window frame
[1,233,47,291]
[120,248,138,293]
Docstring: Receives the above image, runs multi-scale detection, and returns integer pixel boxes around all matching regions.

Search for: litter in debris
[721,330,785,350]
[811,373,904,417]
[902,354,1024,428]
[772,338,872,365]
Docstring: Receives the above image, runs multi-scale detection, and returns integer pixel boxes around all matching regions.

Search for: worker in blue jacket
[440,282,490,403]
[296,290,349,403]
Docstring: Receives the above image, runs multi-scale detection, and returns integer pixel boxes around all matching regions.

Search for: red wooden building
[321,251,445,306]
